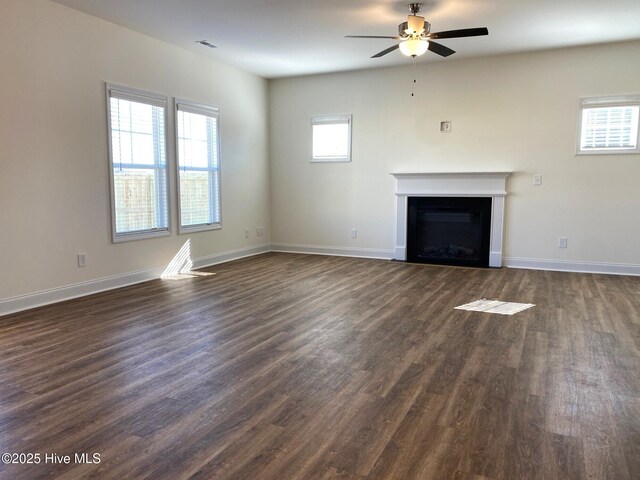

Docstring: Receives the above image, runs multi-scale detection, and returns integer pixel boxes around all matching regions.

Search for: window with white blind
[577,95,640,154]
[311,115,352,162]
[175,100,221,232]
[106,84,170,242]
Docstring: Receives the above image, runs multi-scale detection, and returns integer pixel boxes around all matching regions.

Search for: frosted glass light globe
[399,39,429,57]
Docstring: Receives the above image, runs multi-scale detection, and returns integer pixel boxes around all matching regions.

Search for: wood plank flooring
[0,252,638,479]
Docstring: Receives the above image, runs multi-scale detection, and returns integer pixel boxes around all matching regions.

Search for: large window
[175,100,222,232]
[311,115,352,162]
[107,84,170,241]
[577,95,640,154]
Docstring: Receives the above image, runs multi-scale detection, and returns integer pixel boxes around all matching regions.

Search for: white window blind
[578,96,640,154]
[311,115,352,162]
[107,84,169,241]
[176,100,221,232]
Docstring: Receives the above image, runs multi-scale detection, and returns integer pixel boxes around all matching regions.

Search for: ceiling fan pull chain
[411,57,417,97]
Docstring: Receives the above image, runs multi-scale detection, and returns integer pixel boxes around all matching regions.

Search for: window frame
[576,95,640,155]
[174,98,222,234]
[311,114,352,163]
[105,83,171,243]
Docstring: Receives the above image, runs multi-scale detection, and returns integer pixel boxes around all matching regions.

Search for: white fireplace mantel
[391,172,512,267]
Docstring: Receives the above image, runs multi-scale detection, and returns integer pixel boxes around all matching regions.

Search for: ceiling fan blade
[429,27,488,39]
[345,35,399,39]
[427,41,455,57]
[371,44,400,58]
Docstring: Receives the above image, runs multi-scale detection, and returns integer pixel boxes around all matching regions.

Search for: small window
[106,84,170,242]
[577,95,640,154]
[175,100,222,232]
[311,115,352,162]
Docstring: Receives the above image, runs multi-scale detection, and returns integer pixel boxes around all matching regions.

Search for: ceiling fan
[346,2,488,59]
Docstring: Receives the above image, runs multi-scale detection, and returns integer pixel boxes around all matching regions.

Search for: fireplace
[391,172,511,268]
[407,196,492,267]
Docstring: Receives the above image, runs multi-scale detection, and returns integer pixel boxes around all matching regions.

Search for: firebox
[406,196,492,268]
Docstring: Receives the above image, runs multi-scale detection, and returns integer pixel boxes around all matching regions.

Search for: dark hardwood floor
[0,252,638,479]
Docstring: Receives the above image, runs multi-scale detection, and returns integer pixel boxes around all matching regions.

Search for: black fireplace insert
[406,196,492,268]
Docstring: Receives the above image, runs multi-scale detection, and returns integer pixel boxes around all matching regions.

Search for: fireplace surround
[391,172,512,268]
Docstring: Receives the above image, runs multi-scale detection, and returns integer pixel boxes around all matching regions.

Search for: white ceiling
[51,0,640,79]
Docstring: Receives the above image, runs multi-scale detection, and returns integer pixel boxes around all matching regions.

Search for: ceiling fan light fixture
[399,39,429,57]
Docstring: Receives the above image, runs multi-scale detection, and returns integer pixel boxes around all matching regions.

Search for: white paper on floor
[455,299,535,315]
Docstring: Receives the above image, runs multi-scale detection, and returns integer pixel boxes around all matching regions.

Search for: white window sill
[113,228,171,243]
[576,149,639,156]
[178,223,222,234]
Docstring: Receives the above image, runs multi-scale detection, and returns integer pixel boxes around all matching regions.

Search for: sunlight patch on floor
[455,299,535,315]
[162,271,216,280]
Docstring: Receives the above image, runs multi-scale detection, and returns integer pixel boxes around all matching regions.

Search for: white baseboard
[505,257,640,276]
[4,246,636,317]
[192,244,271,269]
[0,244,271,317]
[271,243,394,260]
[0,268,165,318]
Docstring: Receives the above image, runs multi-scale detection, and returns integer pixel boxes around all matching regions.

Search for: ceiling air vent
[196,40,217,49]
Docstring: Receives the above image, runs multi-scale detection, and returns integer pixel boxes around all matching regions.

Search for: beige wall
[0,0,270,303]
[269,40,640,269]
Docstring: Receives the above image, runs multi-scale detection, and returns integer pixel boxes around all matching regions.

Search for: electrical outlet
[77,253,87,268]
[256,227,264,237]
[440,120,451,133]
[533,174,543,186]
[244,228,250,239]
[351,229,358,239]
[558,237,568,249]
